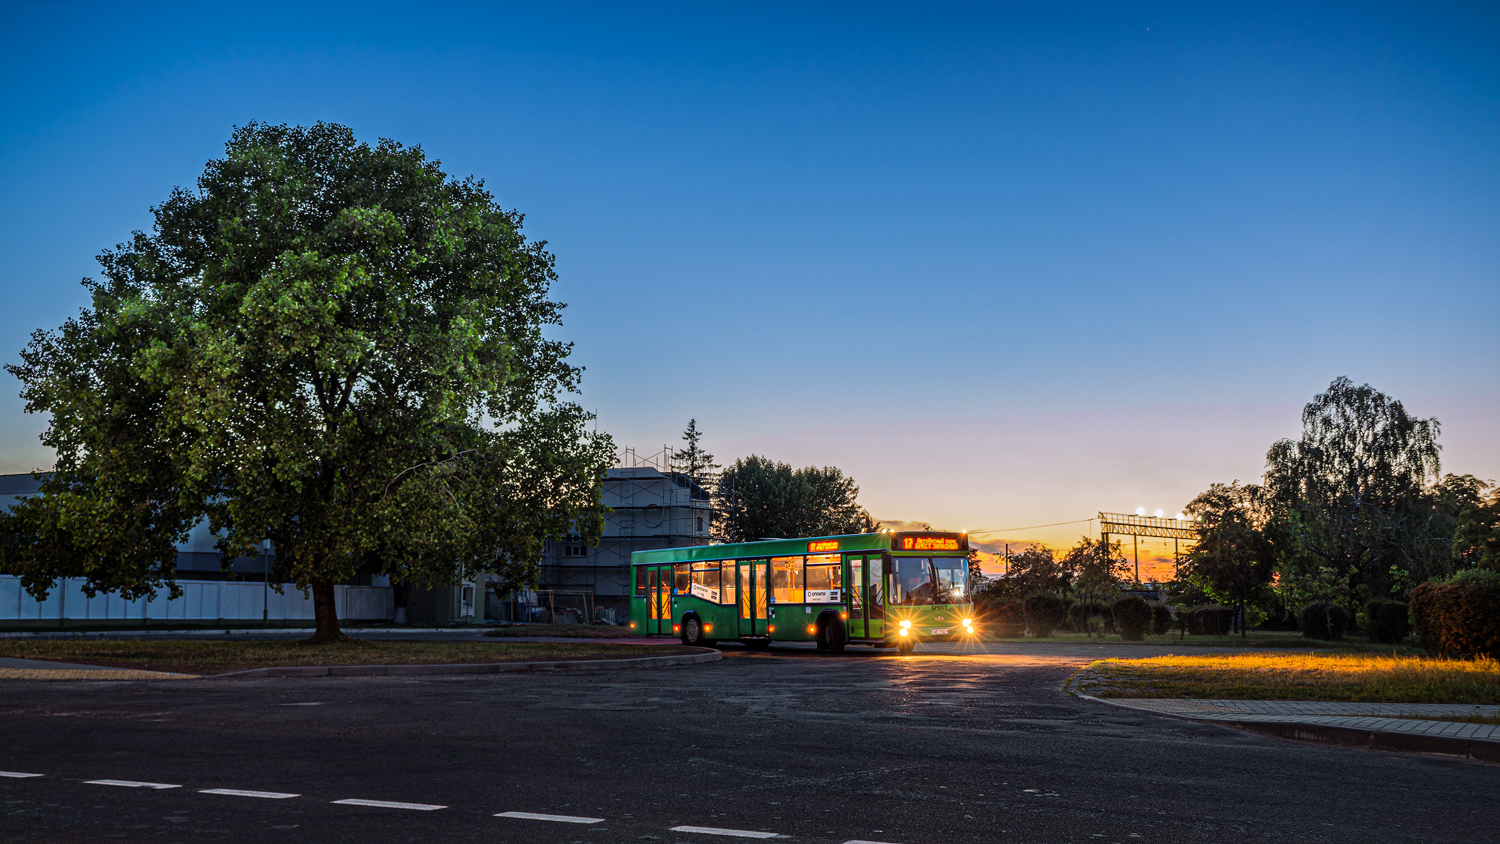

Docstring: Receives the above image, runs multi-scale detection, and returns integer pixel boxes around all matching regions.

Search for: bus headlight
[899,619,911,630]
[962,619,974,634]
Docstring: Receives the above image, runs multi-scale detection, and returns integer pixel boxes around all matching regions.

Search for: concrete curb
[1077,694,1500,764]
[206,647,721,680]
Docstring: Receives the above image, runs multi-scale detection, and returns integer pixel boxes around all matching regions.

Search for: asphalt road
[0,642,1496,844]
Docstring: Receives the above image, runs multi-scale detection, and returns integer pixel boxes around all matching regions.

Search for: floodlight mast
[1097,511,1198,584]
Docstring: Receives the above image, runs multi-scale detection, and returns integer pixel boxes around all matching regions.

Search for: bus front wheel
[897,638,915,655]
[681,615,705,647]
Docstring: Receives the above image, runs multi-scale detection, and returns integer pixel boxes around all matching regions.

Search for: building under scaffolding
[532,447,714,619]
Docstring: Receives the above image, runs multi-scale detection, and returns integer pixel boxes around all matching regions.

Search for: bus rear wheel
[824,617,847,654]
[897,638,915,655]
[822,617,846,656]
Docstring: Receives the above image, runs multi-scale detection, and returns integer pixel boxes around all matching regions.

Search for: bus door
[647,566,672,635]
[737,559,768,637]
[847,554,866,639]
[865,555,886,640]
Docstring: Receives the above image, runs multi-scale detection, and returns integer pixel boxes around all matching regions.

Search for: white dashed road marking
[845,840,908,844]
[670,826,782,839]
[199,789,300,799]
[332,798,446,811]
[496,811,606,824]
[84,780,181,790]
[0,772,43,778]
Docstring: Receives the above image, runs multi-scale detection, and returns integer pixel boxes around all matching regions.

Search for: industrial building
[1,442,719,628]
[520,449,714,623]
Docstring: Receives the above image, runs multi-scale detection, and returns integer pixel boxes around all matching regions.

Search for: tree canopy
[1263,377,1445,603]
[1,122,613,640]
[1179,481,1275,636]
[1171,376,1497,629]
[713,455,877,542]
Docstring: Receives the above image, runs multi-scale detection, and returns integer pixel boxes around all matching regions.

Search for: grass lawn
[0,639,693,676]
[1070,652,1500,704]
[483,623,641,639]
[978,629,1425,652]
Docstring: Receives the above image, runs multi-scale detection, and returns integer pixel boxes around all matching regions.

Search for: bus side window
[803,554,840,600]
[691,562,720,601]
[868,558,885,619]
[770,556,804,603]
[635,567,646,594]
[720,561,737,606]
[674,564,692,594]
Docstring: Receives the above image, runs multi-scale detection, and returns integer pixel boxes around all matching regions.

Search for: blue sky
[2,2,1497,565]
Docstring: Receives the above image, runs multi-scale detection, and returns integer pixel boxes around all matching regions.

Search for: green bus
[628,530,975,654]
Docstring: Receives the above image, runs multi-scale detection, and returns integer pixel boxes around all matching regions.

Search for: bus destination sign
[807,540,840,552]
[898,535,962,552]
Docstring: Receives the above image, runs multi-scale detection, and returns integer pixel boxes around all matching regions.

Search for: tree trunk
[309,579,345,642]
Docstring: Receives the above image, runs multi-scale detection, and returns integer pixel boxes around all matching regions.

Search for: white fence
[0,576,394,623]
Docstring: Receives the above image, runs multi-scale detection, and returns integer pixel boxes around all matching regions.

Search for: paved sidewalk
[1100,698,1500,740]
[1081,695,1500,762]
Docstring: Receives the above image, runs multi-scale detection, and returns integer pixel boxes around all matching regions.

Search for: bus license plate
[929,628,950,635]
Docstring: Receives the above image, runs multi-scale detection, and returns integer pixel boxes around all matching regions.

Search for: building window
[563,535,587,557]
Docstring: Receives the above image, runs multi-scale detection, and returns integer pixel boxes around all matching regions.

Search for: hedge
[1365,599,1411,645]
[1185,605,1236,636]
[1151,603,1173,635]
[1299,602,1349,640]
[980,600,1027,637]
[1111,597,1154,641]
[1022,595,1067,638]
[1410,569,1500,658]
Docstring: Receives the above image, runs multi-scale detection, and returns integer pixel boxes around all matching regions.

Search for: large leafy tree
[2,122,613,640]
[714,455,877,542]
[982,543,1068,600]
[1062,536,1129,632]
[1450,477,1500,571]
[1179,481,1275,637]
[1263,377,1441,603]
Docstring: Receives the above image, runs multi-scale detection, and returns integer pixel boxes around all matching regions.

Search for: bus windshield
[891,557,971,605]
[931,557,969,604]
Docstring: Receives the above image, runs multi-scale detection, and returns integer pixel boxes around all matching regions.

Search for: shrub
[1152,603,1173,635]
[1410,569,1500,658]
[1186,605,1236,635]
[981,600,1026,637]
[1066,601,1113,635]
[1112,597,1155,641]
[1365,599,1411,644]
[1299,602,1349,640]
[1022,595,1066,638]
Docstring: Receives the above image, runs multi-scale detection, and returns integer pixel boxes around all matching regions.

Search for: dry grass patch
[1071,651,1500,704]
[0,638,691,676]
[483,624,641,639]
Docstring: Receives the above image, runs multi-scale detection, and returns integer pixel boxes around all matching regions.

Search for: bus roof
[629,531,967,566]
